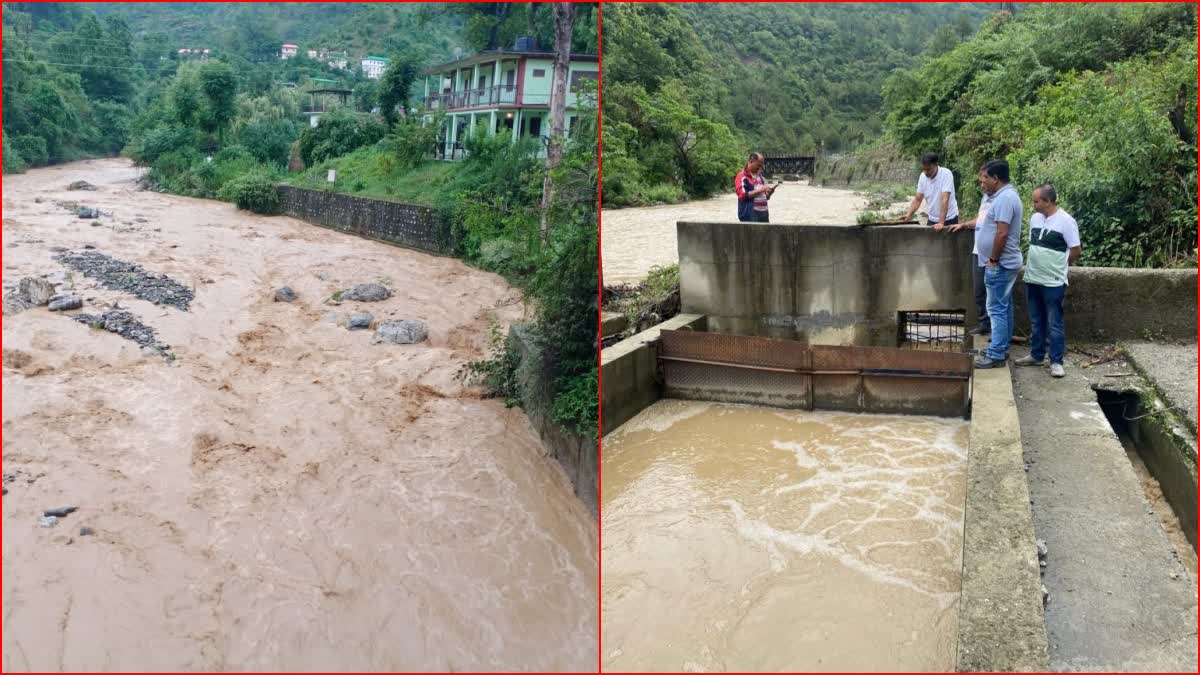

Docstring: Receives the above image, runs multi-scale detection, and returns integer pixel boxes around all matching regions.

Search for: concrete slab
[600,313,706,435]
[1123,342,1198,435]
[957,357,1050,672]
[1011,347,1198,672]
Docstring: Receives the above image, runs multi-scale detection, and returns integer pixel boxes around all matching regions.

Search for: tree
[199,61,238,143]
[539,2,576,242]
[377,55,420,125]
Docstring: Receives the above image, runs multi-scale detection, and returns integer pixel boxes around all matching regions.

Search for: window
[532,68,546,78]
[570,71,597,93]
[529,116,542,137]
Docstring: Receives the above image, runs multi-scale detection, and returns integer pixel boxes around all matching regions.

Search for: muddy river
[602,399,968,672]
[2,159,596,671]
[600,181,908,285]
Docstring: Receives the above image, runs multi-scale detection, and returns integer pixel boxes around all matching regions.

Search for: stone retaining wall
[277,185,454,255]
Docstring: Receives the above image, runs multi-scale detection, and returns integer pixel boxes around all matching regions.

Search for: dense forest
[2,2,599,435]
[884,2,1197,268]
[601,1,995,206]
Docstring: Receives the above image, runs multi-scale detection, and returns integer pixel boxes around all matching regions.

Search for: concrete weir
[602,220,1198,671]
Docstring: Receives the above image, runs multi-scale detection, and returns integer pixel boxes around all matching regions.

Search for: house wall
[520,59,598,107]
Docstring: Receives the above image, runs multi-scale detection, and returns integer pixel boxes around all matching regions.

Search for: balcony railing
[424,85,518,111]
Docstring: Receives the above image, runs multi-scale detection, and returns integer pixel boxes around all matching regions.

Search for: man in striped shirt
[1015,184,1082,378]
[735,152,775,222]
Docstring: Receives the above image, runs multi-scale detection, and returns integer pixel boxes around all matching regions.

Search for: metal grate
[658,330,973,418]
[898,310,966,351]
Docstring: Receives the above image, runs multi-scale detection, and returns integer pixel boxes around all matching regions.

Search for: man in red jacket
[735,152,775,222]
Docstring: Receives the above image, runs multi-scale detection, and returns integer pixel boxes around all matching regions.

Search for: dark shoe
[968,326,991,336]
[1014,355,1044,367]
[974,355,1007,369]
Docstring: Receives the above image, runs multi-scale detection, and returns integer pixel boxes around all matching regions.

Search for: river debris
[67,180,97,191]
[44,506,78,518]
[347,312,374,330]
[48,293,83,312]
[274,286,297,303]
[341,283,392,302]
[55,250,193,310]
[54,200,110,219]
[373,319,428,345]
[38,515,59,528]
[79,527,95,537]
[72,310,173,357]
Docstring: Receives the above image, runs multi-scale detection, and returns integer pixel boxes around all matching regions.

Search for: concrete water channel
[600,221,1198,672]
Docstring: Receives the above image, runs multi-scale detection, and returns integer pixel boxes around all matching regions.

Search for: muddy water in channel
[602,400,968,672]
[2,159,596,671]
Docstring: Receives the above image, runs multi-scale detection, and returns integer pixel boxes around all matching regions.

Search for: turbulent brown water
[600,181,908,285]
[2,159,596,671]
[602,400,968,672]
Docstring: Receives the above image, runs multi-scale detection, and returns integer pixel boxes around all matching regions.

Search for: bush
[218,172,281,214]
[238,118,297,166]
[383,116,440,170]
[12,134,48,167]
[297,111,386,166]
[551,370,599,438]
[3,137,27,174]
[127,125,195,166]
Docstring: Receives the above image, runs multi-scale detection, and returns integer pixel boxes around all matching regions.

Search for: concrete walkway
[1010,347,1198,672]
[1123,341,1198,434]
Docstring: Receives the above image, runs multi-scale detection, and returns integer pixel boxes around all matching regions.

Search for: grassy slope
[285,145,457,206]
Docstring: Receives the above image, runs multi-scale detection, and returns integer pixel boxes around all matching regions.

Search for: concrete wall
[677,222,976,346]
[1013,267,1197,341]
[277,186,454,255]
[511,325,597,518]
[600,314,708,436]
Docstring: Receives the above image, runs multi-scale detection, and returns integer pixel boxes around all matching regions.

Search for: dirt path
[601,181,908,285]
[1,159,597,671]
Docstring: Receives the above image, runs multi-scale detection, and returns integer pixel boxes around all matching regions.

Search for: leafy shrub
[551,370,598,438]
[3,137,27,174]
[297,111,386,165]
[383,116,440,169]
[218,172,280,214]
[127,125,195,166]
[11,134,48,167]
[238,118,297,166]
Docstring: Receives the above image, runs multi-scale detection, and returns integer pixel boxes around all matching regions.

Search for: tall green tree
[198,61,238,142]
[377,54,420,125]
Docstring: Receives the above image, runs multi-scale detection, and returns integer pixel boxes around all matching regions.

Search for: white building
[281,43,299,60]
[361,55,390,80]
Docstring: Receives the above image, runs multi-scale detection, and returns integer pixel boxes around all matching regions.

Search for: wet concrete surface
[1010,346,1197,672]
[1123,342,1198,434]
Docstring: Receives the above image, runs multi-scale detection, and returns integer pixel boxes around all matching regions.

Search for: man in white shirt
[1014,183,1082,378]
[901,152,959,231]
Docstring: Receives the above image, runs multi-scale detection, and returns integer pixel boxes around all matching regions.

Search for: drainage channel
[1096,387,1198,572]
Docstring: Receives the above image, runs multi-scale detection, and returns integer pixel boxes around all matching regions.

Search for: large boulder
[274,287,297,303]
[67,181,97,191]
[341,283,392,302]
[372,319,428,345]
[19,278,55,305]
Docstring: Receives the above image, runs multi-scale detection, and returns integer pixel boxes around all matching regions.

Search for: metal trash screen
[658,330,972,418]
[898,309,966,351]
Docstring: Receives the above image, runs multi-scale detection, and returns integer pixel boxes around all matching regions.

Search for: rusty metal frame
[658,330,973,418]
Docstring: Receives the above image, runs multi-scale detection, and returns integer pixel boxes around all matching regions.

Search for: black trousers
[973,262,991,329]
[754,211,769,223]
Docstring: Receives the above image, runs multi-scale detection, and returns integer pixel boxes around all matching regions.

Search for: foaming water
[602,399,968,672]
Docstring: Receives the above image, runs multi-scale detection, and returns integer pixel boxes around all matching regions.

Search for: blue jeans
[984,265,1019,360]
[1026,283,1066,365]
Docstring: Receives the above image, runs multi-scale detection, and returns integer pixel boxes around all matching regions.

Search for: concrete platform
[1010,347,1198,672]
[1123,341,1198,434]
